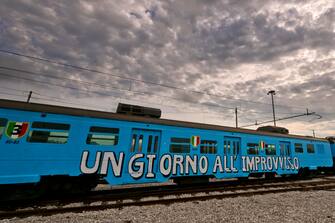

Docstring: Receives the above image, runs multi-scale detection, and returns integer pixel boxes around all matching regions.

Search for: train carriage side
[0,102,333,191]
[0,106,169,188]
[0,107,97,188]
[326,137,335,166]
[155,126,333,181]
[239,133,333,176]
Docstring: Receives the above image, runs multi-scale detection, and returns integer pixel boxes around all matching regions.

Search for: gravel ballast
[2,190,335,223]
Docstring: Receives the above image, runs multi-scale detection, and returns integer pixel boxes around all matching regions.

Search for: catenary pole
[267,90,276,126]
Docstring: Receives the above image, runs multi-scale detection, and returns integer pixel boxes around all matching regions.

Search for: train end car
[326,137,335,166]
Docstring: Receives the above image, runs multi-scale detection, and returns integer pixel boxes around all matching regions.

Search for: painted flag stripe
[191,136,200,147]
[18,123,28,137]
[259,141,265,149]
[6,122,15,137]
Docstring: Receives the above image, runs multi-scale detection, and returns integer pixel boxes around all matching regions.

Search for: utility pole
[267,90,276,126]
[312,130,315,138]
[235,107,238,128]
[27,91,32,103]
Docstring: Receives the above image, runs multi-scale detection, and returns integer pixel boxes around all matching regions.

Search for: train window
[130,134,137,152]
[0,118,8,140]
[280,144,291,156]
[32,122,70,130]
[294,143,304,153]
[138,135,143,152]
[147,135,153,153]
[233,141,240,155]
[170,144,190,153]
[27,131,69,144]
[286,146,291,156]
[280,144,285,156]
[27,121,70,144]
[200,140,217,154]
[170,137,190,153]
[317,144,324,154]
[171,138,190,143]
[86,126,119,146]
[224,140,231,154]
[265,144,276,155]
[307,144,315,153]
[247,143,259,155]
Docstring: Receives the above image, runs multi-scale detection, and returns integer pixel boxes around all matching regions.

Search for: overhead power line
[0,86,29,93]
[0,65,308,115]
[0,91,26,98]
[0,49,307,110]
[0,89,235,120]
[240,110,322,128]
[0,66,126,92]
[0,71,237,116]
[0,70,237,111]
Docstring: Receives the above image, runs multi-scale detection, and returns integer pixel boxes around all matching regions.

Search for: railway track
[1,176,335,219]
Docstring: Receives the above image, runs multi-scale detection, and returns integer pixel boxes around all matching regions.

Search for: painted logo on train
[5,121,29,139]
[80,151,300,179]
[191,136,200,147]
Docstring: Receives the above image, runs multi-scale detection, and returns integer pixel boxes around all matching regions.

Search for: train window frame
[247,143,259,155]
[224,140,231,155]
[280,144,285,156]
[233,141,240,155]
[146,135,159,153]
[294,143,304,153]
[200,140,217,154]
[86,126,119,146]
[280,144,291,156]
[170,137,190,153]
[32,122,70,130]
[171,137,190,144]
[265,144,276,155]
[0,118,8,140]
[130,134,137,152]
[138,135,143,152]
[27,121,70,144]
[307,144,315,154]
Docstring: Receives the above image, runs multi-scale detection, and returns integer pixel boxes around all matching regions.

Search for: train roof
[0,99,328,142]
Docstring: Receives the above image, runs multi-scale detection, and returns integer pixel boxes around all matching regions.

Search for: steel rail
[1,177,335,220]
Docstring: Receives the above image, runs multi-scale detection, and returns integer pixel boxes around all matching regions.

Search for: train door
[279,141,291,158]
[128,129,161,181]
[279,141,292,171]
[224,137,241,173]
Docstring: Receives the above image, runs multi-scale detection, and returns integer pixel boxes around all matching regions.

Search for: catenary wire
[0,71,238,112]
[0,50,309,110]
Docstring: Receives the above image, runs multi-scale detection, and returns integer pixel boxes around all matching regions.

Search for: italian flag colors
[259,141,265,149]
[191,136,200,147]
[6,122,29,139]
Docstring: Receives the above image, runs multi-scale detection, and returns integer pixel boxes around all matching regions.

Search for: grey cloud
[0,0,334,136]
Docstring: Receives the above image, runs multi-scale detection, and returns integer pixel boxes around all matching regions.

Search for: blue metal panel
[330,143,335,158]
[0,106,333,186]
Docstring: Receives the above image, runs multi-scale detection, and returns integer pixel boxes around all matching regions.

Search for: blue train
[0,99,334,192]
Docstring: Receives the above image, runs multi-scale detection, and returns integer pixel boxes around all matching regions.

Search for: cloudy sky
[0,0,334,137]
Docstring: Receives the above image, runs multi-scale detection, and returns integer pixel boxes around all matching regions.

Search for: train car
[0,99,333,192]
[326,137,335,164]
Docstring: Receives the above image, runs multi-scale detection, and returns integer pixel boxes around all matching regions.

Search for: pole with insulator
[267,90,276,126]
